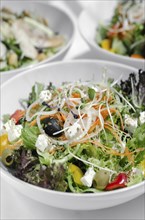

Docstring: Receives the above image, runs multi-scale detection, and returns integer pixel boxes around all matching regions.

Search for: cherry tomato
[10,110,25,124]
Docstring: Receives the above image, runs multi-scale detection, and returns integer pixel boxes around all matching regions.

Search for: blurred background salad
[96,0,145,59]
[0,7,65,72]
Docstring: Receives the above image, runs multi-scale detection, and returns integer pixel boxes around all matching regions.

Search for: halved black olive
[42,117,63,137]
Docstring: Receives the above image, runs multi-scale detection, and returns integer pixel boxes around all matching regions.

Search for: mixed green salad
[0,7,65,72]
[96,0,145,59]
[0,69,145,193]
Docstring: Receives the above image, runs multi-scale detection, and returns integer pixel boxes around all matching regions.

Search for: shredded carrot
[102,108,124,130]
[124,147,134,164]
[102,95,113,102]
[59,112,66,121]
[56,113,62,122]
[72,92,81,98]
[89,108,124,133]
[30,115,51,126]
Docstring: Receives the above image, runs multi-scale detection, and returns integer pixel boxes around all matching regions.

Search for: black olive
[42,117,63,137]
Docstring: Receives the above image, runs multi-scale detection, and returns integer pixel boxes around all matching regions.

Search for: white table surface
[1,1,145,219]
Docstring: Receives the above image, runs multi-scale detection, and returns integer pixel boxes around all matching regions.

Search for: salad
[0,7,65,72]
[0,69,145,193]
[96,0,145,59]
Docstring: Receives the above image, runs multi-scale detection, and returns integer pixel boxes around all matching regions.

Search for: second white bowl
[78,7,145,69]
[0,1,76,83]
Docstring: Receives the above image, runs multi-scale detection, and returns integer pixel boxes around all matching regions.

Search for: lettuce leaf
[127,123,145,165]
[21,126,40,149]
[127,170,144,187]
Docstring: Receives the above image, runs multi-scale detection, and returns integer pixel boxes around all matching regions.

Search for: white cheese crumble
[4,119,22,142]
[139,111,145,124]
[35,134,49,152]
[81,167,96,187]
[124,114,138,133]
[65,123,82,140]
[39,90,52,103]
[35,134,55,152]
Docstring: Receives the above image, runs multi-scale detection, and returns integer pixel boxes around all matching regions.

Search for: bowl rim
[78,10,145,64]
[1,59,145,197]
[1,59,138,88]
[0,1,76,76]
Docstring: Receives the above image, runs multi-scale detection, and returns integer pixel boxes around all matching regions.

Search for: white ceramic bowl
[0,1,76,83]
[78,5,145,69]
[1,60,145,210]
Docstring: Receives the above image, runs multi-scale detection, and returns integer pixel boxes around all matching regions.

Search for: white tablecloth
[1,1,145,219]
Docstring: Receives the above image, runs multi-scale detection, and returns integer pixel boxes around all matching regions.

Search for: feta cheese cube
[81,167,96,187]
[35,134,49,152]
[4,119,22,142]
[39,90,52,103]
[65,123,81,140]
[124,114,138,133]
[7,125,22,142]
[139,111,145,124]
[4,119,15,131]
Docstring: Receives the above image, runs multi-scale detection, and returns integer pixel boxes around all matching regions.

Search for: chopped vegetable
[10,110,25,124]
[105,173,128,190]
[21,126,40,149]
[69,163,83,185]
[101,39,111,50]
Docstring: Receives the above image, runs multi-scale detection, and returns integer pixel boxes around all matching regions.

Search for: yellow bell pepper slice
[101,39,111,50]
[69,163,83,185]
[0,133,15,156]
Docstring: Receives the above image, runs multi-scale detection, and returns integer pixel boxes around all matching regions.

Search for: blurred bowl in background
[78,5,145,69]
[0,1,76,83]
